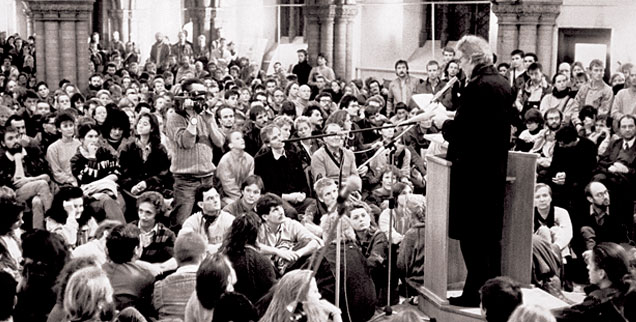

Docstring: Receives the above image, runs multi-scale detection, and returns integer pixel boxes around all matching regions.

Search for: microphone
[431,76,458,103]
[337,175,363,204]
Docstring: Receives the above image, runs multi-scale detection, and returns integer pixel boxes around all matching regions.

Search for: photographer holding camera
[166,78,225,231]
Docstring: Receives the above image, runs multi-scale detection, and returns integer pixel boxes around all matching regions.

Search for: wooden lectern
[416,151,539,321]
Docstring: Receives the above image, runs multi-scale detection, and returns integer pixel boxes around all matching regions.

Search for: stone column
[538,8,560,73]
[345,18,354,81]
[518,15,539,54]
[27,0,94,87]
[319,5,335,66]
[289,1,297,40]
[189,8,206,39]
[497,13,519,59]
[493,1,562,74]
[304,6,321,64]
[334,4,357,81]
[333,15,347,79]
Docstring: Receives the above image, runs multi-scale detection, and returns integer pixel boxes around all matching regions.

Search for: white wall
[0,0,27,37]
[132,0,183,63]
[558,0,636,72]
[216,0,277,67]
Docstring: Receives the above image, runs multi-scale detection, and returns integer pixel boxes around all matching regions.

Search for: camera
[189,90,208,114]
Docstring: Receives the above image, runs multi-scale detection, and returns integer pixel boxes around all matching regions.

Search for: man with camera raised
[166,78,225,231]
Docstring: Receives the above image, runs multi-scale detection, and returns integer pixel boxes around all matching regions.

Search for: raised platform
[415,285,572,322]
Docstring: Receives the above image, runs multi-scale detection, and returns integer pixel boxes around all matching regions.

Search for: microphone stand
[288,152,348,321]
[384,143,397,316]
[288,193,349,321]
[335,152,345,311]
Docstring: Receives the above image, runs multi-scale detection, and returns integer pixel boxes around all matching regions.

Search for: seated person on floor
[45,186,98,249]
[219,212,277,305]
[255,124,315,220]
[131,191,175,263]
[578,181,630,253]
[0,125,52,230]
[153,231,207,322]
[315,212,377,322]
[71,219,120,265]
[223,174,263,218]
[216,130,254,205]
[256,193,321,276]
[70,122,126,224]
[303,177,339,231]
[311,122,365,183]
[554,242,636,322]
[102,224,155,318]
[349,206,391,306]
[367,121,412,187]
[397,194,427,294]
[378,182,413,245]
[480,276,523,322]
[180,184,235,254]
[534,183,573,260]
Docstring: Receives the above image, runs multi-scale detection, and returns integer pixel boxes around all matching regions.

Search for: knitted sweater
[46,138,81,185]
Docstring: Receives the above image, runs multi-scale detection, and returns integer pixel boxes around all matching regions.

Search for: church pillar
[492,0,562,74]
[518,15,538,55]
[304,6,321,64]
[333,14,346,80]
[538,11,558,74]
[496,13,519,60]
[27,0,94,87]
[189,8,206,39]
[334,4,357,81]
[318,5,335,68]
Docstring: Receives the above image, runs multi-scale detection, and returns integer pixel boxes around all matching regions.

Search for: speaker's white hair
[455,35,493,66]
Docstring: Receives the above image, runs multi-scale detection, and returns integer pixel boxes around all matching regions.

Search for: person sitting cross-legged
[0,125,52,230]
[70,122,126,224]
[256,193,321,276]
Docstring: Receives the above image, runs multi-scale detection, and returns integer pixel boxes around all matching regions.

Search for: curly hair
[136,191,166,217]
[220,212,261,256]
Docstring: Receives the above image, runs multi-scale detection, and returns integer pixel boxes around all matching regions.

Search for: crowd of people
[0,25,636,322]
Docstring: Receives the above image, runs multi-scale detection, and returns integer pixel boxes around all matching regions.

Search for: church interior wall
[558,0,636,72]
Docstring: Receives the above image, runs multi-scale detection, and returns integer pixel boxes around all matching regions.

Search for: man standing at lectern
[439,35,514,307]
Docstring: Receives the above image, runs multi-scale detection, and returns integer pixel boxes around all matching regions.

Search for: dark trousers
[459,237,502,300]
[170,173,214,231]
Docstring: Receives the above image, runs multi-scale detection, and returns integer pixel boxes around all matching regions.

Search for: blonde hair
[63,266,113,322]
[507,304,556,322]
[320,212,356,242]
[259,270,313,322]
[404,194,426,223]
